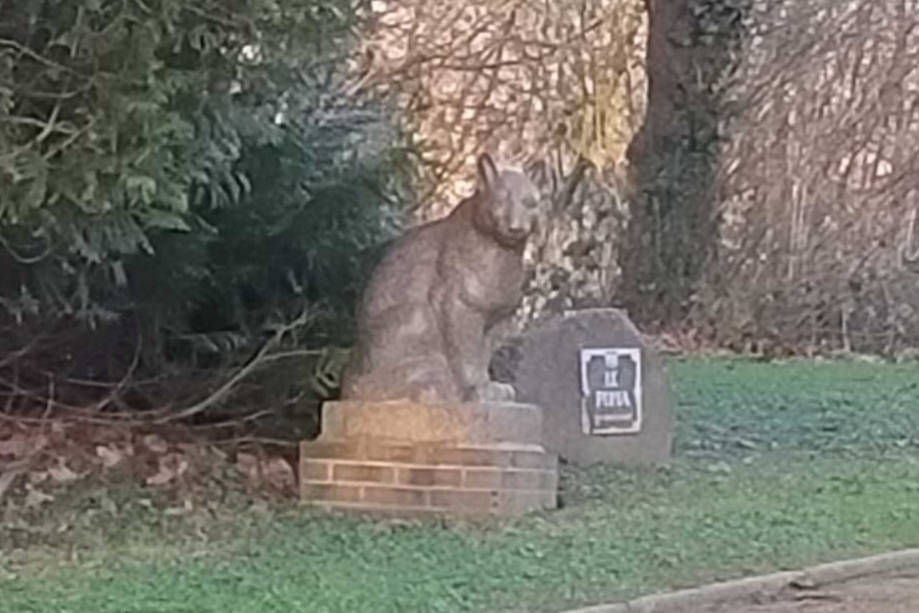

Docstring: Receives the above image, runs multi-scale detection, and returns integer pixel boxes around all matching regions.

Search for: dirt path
[700,572,919,613]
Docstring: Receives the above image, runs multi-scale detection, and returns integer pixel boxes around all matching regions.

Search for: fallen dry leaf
[30,433,49,453]
[0,434,28,458]
[263,457,296,491]
[48,462,81,484]
[0,468,22,503]
[24,487,54,508]
[235,452,260,481]
[145,453,189,487]
[29,470,51,485]
[95,445,125,468]
[28,470,49,484]
[146,468,175,487]
[143,434,169,455]
[163,499,194,516]
[210,446,229,462]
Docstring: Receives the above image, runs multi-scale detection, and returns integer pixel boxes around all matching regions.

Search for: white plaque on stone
[579,348,643,435]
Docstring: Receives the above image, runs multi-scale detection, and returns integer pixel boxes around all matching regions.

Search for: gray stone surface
[490,308,673,467]
[699,573,919,613]
[557,549,919,613]
[319,399,544,446]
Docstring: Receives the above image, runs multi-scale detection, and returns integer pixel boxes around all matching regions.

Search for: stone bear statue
[341,153,541,404]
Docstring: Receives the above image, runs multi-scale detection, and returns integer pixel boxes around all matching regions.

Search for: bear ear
[476,153,499,192]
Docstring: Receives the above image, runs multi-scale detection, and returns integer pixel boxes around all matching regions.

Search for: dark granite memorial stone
[490,308,673,467]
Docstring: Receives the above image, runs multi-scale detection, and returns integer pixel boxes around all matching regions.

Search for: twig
[209,436,300,448]
[0,38,89,79]
[0,232,53,265]
[154,309,316,424]
[552,155,592,214]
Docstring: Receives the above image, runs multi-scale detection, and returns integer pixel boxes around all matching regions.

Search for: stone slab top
[319,399,544,447]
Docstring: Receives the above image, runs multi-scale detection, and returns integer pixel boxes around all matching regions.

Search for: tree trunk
[620,0,745,325]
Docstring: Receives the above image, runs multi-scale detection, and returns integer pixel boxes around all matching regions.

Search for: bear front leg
[479,322,516,401]
[441,297,489,403]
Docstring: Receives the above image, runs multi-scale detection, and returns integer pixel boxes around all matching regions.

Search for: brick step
[299,438,558,517]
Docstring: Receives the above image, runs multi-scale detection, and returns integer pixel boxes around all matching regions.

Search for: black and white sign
[579,348,642,435]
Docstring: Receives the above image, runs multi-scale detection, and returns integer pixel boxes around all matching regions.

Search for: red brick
[463,468,557,491]
[299,440,363,461]
[398,467,462,487]
[362,486,429,508]
[332,463,395,484]
[301,483,363,503]
[299,459,331,482]
[429,447,513,467]
[430,489,499,512]
[541,470,559,491]
[462,468,503,489]
[496,490,557,515]
[309,502,444,519]
[501,470,554,491]
[363,441,428,464]
[510,450,557,470]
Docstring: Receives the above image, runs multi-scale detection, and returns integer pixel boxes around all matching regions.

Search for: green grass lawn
[2,358,919,613]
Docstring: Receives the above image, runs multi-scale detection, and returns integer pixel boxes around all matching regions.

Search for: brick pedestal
[299,400,558,517]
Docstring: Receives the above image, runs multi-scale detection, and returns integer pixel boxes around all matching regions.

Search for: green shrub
[0,0,412,379]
